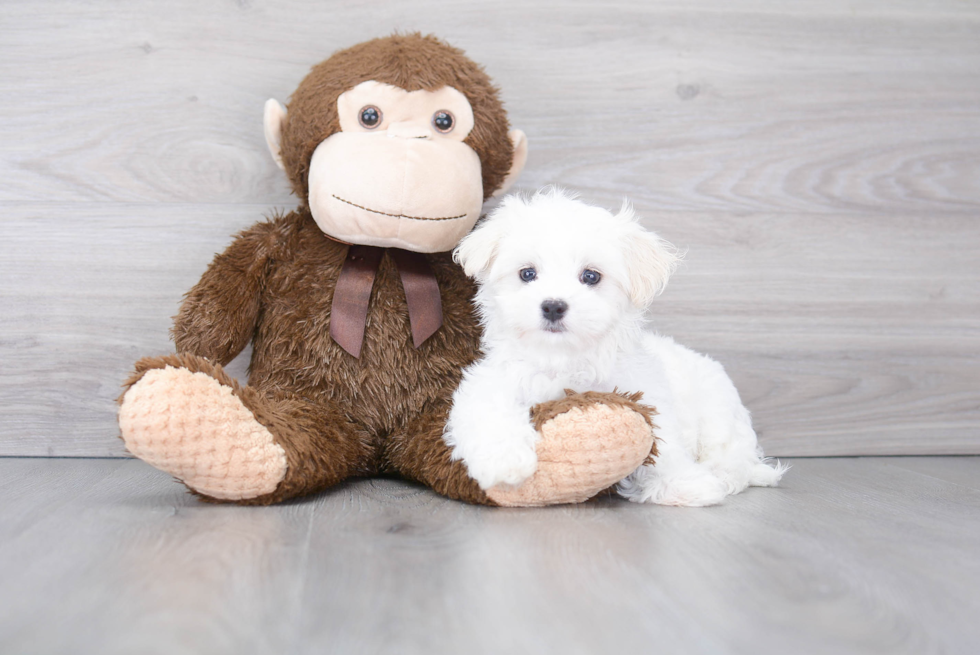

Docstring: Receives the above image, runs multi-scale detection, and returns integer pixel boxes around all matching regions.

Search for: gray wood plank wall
[1,0,978,457]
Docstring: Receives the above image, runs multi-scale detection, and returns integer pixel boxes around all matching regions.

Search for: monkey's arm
[173,220,282,365]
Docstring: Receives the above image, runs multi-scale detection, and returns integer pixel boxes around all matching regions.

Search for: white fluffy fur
[444,188,785,506]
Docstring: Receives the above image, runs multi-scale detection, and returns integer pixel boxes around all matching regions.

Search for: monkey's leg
[383,396,494,505]
[118,354,376,505]
[385,391,656,507]
[486,390,657,507]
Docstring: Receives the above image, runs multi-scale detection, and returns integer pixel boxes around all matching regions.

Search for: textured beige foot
[487,401,654,507]
[118,366,288,501]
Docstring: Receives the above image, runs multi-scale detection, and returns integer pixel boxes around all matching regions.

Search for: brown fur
[280,33,515,202]
[162,208,492,504]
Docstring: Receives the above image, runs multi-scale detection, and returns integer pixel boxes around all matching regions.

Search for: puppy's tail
[749,459,788,487]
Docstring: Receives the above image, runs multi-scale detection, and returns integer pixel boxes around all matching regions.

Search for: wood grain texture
[1,0,978,455]
[2,457,979,654]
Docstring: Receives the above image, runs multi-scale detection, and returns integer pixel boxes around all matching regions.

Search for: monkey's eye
[520,267,537,283]
[432,110,455,133]
[580,269,602,286]
[358,105,382,129]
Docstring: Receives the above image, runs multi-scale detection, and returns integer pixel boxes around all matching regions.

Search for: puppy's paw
[464,440,538,490]
[619,464,727,507]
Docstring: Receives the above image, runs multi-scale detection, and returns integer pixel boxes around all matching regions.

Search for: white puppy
[444,188,785,506]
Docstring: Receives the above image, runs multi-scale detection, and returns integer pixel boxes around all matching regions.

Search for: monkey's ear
[263,99,287,170]
[491,130,528,198]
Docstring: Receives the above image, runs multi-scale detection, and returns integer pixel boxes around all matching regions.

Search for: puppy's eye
[358,105,382,129]
[580,269,602,286]
[432,110,455,133]
[520,267,537,283]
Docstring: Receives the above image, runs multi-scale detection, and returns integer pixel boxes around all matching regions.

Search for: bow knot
[329,245,443,358]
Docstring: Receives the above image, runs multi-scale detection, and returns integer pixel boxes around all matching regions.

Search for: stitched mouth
[331,194,467,221]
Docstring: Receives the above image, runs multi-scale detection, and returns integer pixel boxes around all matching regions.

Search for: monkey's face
[309,81,482,252]
[266,80,525,254]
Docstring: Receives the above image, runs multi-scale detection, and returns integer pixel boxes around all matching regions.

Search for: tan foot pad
[119,366,288,500]
[487,402,654,507]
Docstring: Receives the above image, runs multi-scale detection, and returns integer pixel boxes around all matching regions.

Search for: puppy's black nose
[541,299,568,322]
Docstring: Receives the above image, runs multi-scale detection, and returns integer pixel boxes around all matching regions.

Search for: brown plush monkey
[118,34,655,506]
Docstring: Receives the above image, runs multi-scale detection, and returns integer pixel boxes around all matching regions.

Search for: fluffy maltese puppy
[444,188,785,506]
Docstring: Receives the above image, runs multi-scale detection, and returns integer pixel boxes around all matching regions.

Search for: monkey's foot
[118,360,288,501]
[486,391,656,507]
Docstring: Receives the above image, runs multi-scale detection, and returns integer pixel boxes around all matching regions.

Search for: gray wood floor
[2,1,979,458]
[2,456,979,655]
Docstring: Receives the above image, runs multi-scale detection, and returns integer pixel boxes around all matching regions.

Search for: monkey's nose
[541,299,568,323]
[386,121,432,139]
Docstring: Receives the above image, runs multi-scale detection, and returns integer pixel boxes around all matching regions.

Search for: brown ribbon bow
[330,245,443,359]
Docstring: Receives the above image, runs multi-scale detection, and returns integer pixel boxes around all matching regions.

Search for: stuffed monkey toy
[118,34,655,506]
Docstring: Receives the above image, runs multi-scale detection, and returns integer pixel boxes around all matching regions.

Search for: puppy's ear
[619,203,682,308]
[454,215,507,280]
